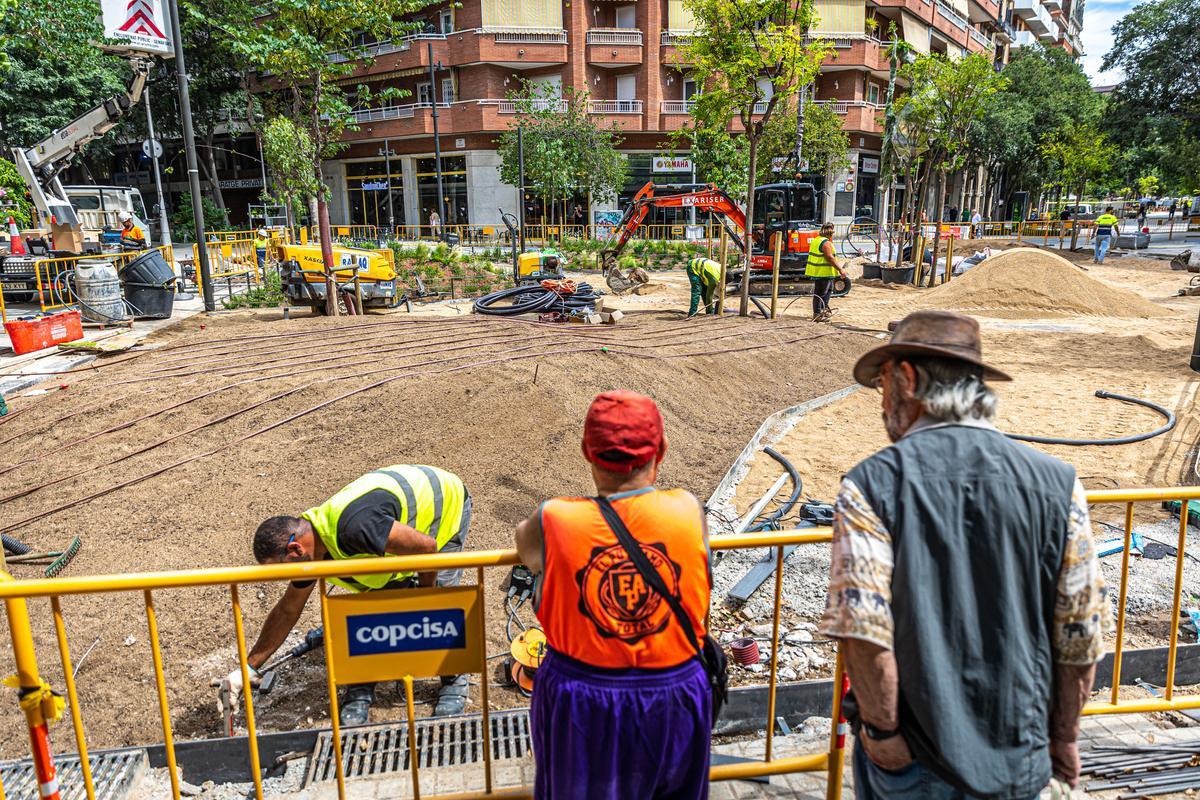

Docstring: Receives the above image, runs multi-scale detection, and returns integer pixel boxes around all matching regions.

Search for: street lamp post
[427,41,446,239]
[378,140,396,231]
[167,0,214,311]
[142,81,172,248]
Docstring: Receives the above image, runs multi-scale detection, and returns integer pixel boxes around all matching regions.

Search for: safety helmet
[257,228,268,237]
[118,211,133,223]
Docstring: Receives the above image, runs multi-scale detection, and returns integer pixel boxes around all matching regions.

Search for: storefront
[855,154,881,220]
[416,156,468,227]
[346,161,404,229]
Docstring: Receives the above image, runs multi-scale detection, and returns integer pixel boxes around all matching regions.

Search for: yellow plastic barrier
[0,528,845,800]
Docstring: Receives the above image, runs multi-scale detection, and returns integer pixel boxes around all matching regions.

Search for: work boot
[433,674,469,717]
[340,683,376,727]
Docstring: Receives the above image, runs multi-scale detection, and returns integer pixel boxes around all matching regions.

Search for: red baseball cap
[582,391,666,473]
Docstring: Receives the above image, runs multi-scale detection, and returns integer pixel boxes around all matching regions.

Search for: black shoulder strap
[593,496,705,660]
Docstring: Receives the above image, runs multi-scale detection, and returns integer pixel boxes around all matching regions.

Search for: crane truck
[1,56,154,300]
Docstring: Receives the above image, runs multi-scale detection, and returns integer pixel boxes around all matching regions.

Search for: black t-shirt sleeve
[288,489,401,589]
[336,489,401,556]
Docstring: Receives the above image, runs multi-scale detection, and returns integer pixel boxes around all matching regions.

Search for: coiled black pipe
[473,282,601,317]
[2,533,31,555]
[1006,391,1176,446]
[749,446,804,531]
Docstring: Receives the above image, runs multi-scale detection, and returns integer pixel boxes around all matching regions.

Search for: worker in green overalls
[804,222,846,322]
[219,465,473,726]
[686,256,723,317]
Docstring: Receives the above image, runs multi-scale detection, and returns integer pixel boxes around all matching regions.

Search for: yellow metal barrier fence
[0,528,844,800]
[32,247,176,314]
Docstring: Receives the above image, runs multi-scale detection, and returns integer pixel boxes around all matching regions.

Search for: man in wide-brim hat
[819,309,1111,799]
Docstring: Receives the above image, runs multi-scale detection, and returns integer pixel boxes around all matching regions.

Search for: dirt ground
[0,291,873,758]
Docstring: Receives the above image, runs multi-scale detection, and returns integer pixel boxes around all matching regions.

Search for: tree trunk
[1070,178,1085,251]
[740,136,759,317]
[201,132,229,223]
[318,197,338,316]
[895,167,913,269]
[928,170,947,287]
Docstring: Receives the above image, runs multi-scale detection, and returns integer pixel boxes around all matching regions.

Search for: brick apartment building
[103,0,1085,229]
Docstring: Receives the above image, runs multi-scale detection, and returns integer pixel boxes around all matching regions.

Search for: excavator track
[725,269,852,297]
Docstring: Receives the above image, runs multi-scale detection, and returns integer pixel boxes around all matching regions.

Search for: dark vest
[846,422,1075,800]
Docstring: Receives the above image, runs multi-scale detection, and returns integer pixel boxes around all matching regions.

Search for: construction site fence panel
[0,529,846,800]
[29,246,176,315]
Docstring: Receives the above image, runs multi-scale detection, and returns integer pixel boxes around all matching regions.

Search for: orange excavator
[600,180,851,299]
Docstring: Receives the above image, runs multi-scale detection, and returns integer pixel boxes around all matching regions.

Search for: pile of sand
[923,248,1169,318]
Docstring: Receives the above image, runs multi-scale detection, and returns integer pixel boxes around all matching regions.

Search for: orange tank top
[536,488,710,669]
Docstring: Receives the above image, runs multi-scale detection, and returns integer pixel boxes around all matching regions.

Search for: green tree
[206,0,433,311]
[496,82,628,224]
[261,116,320,227]
[895,53,1005,276]
[1137,175,1161,197]
[1041,123,1116,247]
[0,157,34,227]
[679,0,829,315]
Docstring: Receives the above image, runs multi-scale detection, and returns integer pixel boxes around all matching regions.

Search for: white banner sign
[102,0,173,55]
[652,156,692,173]
[861,156,880,174]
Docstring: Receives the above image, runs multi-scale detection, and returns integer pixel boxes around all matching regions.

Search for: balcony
[968,27,994,49]
[476,98,566,114]
[588,100,643,114]
[1010,28,1037,47]
[967,0,1001,23]
[993,18,1015,42]
[1042,0,1061,9]
[326,32,445,64]
[586,28,644,66]
[811,34,890,72]
[935,0,970,30]
[661,30,695,46]
[1012,0,1053,33]
[661,100,695,114]
[455,27,569,68]
[812,100,884,134]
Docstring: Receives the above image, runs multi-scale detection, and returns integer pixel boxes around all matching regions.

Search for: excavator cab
[751,182,821,265]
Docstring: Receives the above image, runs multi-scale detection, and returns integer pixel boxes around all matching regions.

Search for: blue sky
[1079,0,1137,84]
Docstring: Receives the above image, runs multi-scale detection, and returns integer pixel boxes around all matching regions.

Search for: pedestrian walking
[1093,206,1120,263]
[970,210,982,239]
[1169,200,1178,221]
[429,209,442,241]
[515,391,716,800]
[804,222,846,322]
[1137,202,1147,231]
[821,310,1110,800]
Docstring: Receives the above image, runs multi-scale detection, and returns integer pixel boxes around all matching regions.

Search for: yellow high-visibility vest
[805,236,838,278]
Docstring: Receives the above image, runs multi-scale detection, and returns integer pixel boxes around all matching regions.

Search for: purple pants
[530,650,712,800]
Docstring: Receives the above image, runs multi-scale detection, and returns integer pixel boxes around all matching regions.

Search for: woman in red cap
[515,390,713,799]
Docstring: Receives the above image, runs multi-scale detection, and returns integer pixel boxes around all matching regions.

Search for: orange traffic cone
[7,217,25,256]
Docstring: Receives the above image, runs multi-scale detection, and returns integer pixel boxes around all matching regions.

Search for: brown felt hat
[853,310,1011,387]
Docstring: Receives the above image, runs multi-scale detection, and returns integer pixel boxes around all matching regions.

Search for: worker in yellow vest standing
[805,222,846,323]
[686,256,722,317]
[253,228,270,273]
[219,465,473,725]
[1092,207,1121,264]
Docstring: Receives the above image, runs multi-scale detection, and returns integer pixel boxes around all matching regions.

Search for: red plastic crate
[3,310,84,355]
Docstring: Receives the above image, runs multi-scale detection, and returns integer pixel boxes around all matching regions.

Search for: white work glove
[214,666,261,720]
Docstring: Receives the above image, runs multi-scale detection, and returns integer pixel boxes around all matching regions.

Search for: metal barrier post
[404,675,421,800]
[50,597,95,800]
[3,572,62,800]
[476,566,494,792]
[944,235,955,284]
[716,232,730,316]
[144,590,181,800]
[229,586,264,800]
[1110,503,1134,704]
[319,581,347,799]
[765,545,784,760]
[826,650,848,800]
[1166,500,1189,699]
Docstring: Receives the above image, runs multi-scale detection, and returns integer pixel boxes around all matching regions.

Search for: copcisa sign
[101,0,174,56]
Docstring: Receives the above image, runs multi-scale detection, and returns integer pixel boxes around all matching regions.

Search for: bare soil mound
[923,247,1169,318]
[0,311,871,757]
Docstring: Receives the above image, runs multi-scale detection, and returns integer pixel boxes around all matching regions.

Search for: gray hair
[896,357,997,423]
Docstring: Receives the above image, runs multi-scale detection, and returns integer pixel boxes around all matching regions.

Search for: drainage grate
[0,750,147,800]
[304,709,532,786]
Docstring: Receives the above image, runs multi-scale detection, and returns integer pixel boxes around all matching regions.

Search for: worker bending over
[516,391,713,799]
[220,465,472,725]
[686,256,722,317]
[118,211,146,250]
[804,222,846,322]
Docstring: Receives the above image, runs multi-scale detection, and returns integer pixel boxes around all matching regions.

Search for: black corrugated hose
[750,446,805,531]
[2,533,31,556]
[1007,391,1176,446]
[473,282,602,316]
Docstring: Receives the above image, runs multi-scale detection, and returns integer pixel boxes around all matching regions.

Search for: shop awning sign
[653,156,692,173]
